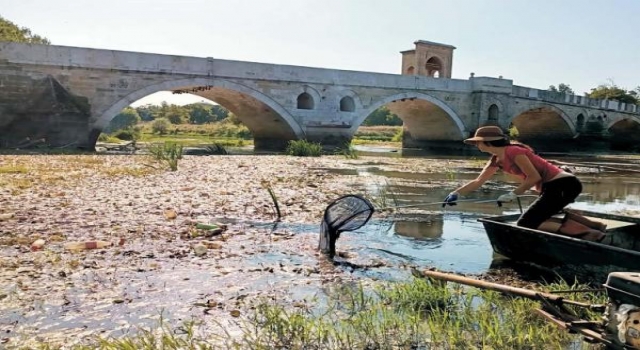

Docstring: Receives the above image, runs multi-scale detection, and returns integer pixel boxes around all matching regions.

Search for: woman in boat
[442,125,605,237]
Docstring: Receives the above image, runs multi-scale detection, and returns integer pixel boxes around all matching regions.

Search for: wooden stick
[419,270,603,310]
[550,160,640,174]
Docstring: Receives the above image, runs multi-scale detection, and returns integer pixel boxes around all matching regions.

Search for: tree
[548,83,575,95]
[210,105,230,122]
[186,103,215,124]
[135,104,162,121]
[0,16,50,44]
[362,107,402,126]
[587,83,638,105]
[166,107,188,124]
[105,107,141,133]
[158,104,188,124]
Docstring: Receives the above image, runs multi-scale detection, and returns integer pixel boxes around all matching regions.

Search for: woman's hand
[497,191,517,203]
[442,192,459,207]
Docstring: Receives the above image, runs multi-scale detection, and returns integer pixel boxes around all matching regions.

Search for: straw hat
[464,126,507,144]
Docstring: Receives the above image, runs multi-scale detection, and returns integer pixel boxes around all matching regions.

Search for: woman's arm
[511,154,542,195]
[454,160,498,196]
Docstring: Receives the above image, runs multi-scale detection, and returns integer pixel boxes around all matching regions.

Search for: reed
[285,140,322,157]
[335,142,358,159]
[146,142,183,171]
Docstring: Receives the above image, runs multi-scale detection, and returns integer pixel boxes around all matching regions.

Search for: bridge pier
[253,137,293,152]
[303,128,353,151]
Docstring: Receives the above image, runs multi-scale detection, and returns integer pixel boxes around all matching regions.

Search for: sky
[2,0,639,106]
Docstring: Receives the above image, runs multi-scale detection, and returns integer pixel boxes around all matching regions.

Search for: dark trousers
[516,176,582,229]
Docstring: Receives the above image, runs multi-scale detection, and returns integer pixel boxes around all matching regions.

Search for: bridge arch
[94,78,304,146]
[508,103,576,141]
[606,116,640,149]
[605,115,640,130]
[354,92,466,140]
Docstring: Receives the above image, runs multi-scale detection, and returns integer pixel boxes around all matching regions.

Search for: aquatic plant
[147,142,183,171]
[335,142,358,159]
[285,140,322,157]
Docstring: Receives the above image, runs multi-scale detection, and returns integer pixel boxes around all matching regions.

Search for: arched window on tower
[488,104,499,122]
[297,93,314,110]
[339,96,355,112]
[406,66,415,75]
[425,57,443,77]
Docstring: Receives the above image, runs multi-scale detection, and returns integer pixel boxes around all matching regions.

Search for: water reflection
[581,174,640,205]
[394,220,443,239]
[328,153,640,280]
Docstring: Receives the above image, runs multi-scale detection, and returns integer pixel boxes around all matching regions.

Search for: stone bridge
[0,42,638,151]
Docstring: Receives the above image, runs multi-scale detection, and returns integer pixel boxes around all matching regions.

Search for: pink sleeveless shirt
[490,145,562,192]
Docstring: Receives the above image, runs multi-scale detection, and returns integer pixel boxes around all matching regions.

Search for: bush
[105,107,141,133]
[113,127,141,141]
[286,140,322,157]
[205,143,229,155]
[508,125,519,139]
[151,118,171,135]
[391,128,403,142]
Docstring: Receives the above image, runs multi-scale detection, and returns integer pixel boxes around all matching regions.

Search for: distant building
[400,40,456,78]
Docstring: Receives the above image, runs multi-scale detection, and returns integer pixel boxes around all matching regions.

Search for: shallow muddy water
[1,151,639,348]
[324,154,640,278]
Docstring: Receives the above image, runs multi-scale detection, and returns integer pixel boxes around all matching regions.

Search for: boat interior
[494,210,640,250]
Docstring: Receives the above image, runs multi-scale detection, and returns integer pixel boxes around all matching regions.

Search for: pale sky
[2,0,638,106]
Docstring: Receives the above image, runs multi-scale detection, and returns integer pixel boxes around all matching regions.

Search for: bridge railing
[512,85,639,115]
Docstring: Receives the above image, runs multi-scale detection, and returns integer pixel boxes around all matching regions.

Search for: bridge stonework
[0,42,638,151]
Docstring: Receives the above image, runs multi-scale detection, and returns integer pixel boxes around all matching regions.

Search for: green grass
[139,133,249,147]
[285,140,322,157]
[353,125,403,144]
[27,277,602,349]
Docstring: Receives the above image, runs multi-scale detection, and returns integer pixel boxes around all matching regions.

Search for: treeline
[107,102,402,133]
[549,82,640,105]
[361,107,402,126]
[105,102,231,133]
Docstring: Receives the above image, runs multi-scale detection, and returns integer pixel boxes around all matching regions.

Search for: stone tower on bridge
[400,40,456,78]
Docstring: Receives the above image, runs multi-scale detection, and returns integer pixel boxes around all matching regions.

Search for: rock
[193,243,207,256]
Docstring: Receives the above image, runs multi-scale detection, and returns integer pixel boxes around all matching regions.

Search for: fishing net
[318,194,375,258]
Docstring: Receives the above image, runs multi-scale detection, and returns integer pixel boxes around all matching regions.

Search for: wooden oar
[418,269,605,311]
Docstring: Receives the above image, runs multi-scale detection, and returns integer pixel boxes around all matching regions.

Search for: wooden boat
[478,209,640,281]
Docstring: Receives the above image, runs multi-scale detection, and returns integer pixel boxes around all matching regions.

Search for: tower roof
[414,40,456,50]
